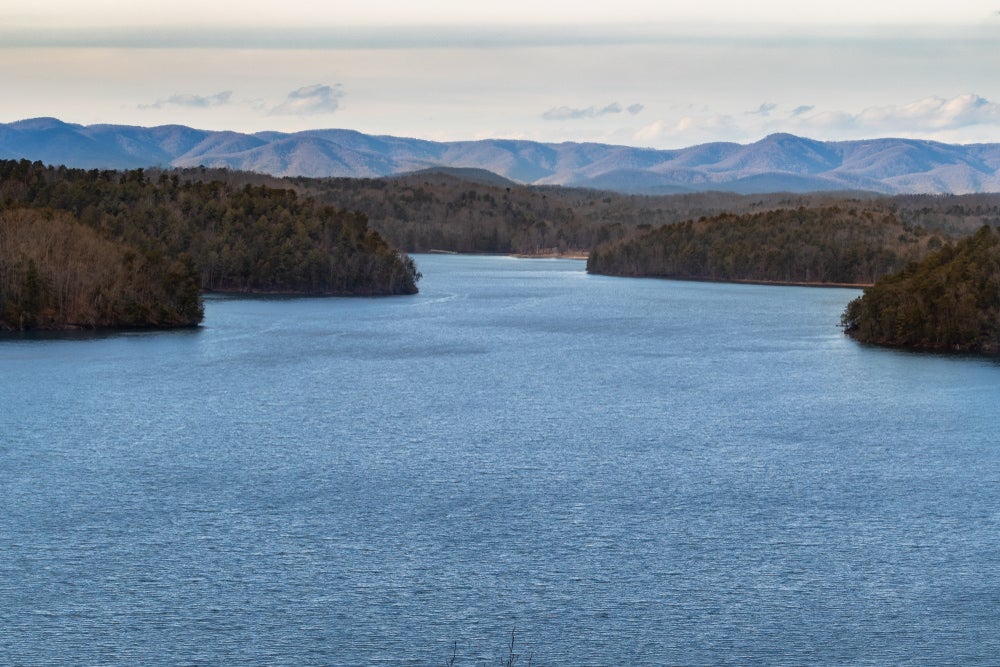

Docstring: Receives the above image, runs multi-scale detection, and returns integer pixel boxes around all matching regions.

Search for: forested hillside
[0,160,419,330]
[296,172,639,254]
[841,225,1000,353]
[586,207,943,286]
[0,209,202,330]
[131,166,1000,257]
[9,157,998,331]
[290,171,1000,256]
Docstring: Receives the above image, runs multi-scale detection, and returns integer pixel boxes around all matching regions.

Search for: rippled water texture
[2,255,999,665]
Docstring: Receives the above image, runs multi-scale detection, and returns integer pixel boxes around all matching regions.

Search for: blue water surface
[2,254,998,665]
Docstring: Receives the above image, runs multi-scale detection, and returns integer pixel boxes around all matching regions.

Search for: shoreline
[423,249,589,260]
[511,253,589,260]
[587,271,872,289]
[421,252,870,287]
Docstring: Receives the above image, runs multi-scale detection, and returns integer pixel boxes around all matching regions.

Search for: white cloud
[269,84,345,116]
[786,94,1000,137]
[139,91,232,110]
[747,103,777,116]
[633,120,667,143]
[857,94,1000,131]
[542,102,643,121]
[634,114,740,145]
[630,94,1000,148]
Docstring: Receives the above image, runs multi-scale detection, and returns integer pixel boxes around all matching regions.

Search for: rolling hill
[2,117,999,195]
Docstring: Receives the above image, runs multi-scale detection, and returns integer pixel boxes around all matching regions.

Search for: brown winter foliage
[0,160,420,330]
[0,209,201,330]
[288,171,1000,256]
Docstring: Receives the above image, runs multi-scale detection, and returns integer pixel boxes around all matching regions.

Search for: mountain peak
[9,117,80,131]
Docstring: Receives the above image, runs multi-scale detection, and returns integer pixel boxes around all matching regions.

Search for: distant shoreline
[511,253,589,260]
[423,249,588,260]
[712,277,871,289]
[433,252,868,286]
[589,272,872,289]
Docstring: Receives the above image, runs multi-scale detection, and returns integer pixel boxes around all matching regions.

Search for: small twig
[502,629,517,667]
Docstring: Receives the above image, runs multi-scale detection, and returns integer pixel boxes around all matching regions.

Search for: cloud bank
[855,94,1000,131]
[785,94,1000,138]
[634,94,1000,146]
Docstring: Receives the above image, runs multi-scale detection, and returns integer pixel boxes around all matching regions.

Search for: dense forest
[0,160,420,330]
[142,166,1000,258]
[288,170,1000,256]
[586,207,944,285]
[841,225,1000,353]
[0,208,202,330]
[6,158,1000,333]
[297,172,881,255]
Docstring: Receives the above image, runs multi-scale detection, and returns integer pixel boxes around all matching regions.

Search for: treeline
[0,160,420,329]
[841,225,1000,353]
[295,172,634,255]
[145,166,1000,257]
[0,209,201,330]
[285,170,1000,256]
[586,207,943,285]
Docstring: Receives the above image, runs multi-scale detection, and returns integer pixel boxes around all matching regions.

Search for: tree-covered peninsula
[586,207,944,286]
[841,225,1000,353]
[0,160,420,330]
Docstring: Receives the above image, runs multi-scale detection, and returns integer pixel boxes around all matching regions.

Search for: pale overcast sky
[2,1,1000,147]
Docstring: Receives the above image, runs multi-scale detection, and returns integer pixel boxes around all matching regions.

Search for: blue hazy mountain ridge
[3,118,1000,195]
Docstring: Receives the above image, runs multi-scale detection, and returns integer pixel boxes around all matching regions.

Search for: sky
[2,1,1000,148]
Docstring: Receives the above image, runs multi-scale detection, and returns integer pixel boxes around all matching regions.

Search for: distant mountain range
[3,117,1000,195]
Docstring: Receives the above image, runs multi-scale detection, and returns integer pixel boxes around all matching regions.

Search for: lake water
[2,254,999,665]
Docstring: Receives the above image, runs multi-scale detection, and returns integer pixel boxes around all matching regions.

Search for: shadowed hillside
[0,160,420,330]
[287,171,1000,256]
[842,225,1000,353]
